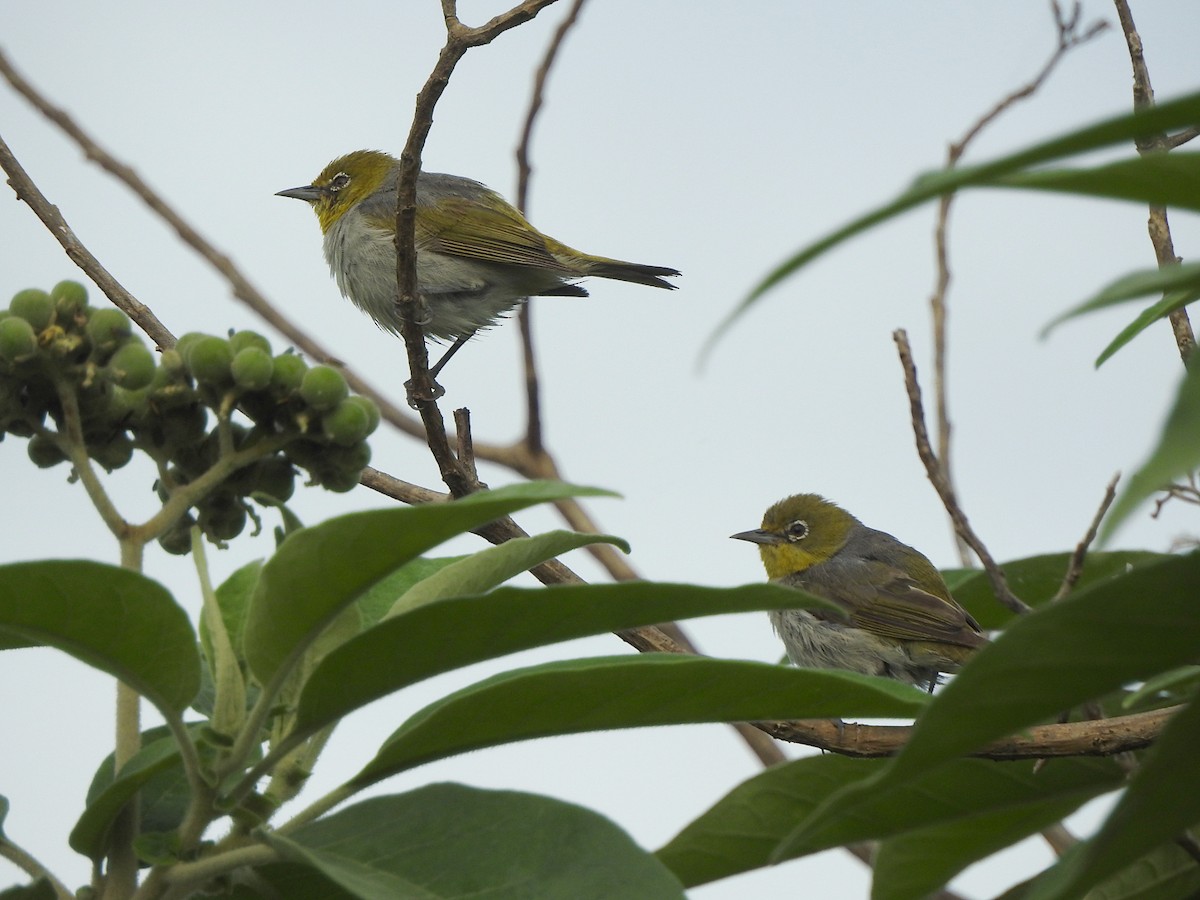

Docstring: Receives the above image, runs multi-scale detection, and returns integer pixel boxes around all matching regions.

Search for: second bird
[278,150,680,393]
[732,493,986,690]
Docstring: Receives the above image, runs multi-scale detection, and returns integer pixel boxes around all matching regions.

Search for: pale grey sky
[1,2,1197,897]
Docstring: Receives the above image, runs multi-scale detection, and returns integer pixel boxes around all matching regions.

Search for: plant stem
[0,837,74,900]
[275,782,357,835]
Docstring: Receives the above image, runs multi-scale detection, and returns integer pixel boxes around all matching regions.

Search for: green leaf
[785,551,1200,852]
[943,551,1166,629]
[1091,287,1200,366]
[870,762,1121,900]
[656,755,887,887]
[1101,369,1200,542]
[242,481,612,687]
[997,153,1200,211]
[355,557,464,627]
[264,785,685,900]
[1123,665,1200,710]
[352,655,927,789]
[0,560,199,713]
[1040,260,1200,338]
[385,530,629,618]
[70,727,191,860]
[706,89,1200,353]
[199,560,261,666]
[293,581,839,742]
[1081,843,1200,900]
[228,863,357,899]
[1024,695,1200,900]
[0,882,56,900]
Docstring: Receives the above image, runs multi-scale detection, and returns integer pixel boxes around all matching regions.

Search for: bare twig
[392,0,561,497]
[760,704,1174,760]
[514,0,588,455]
[1053,473,1120,601]
[1113,0,1197,363]
[894,329,1031,616]
[0,130,174,349]
[928,2,1106,564]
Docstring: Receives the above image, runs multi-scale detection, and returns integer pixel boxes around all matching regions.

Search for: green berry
[252,456,296,502]
[158,515,196,556]
[299,365,348,412]
[27,433,66,468]
[229,330,272,356]
[0,317,38,362]
[321,398,371,447]
[174,332,209,363]
[158,403,209,450]
[343,395,380,435]
[86,308,133,357]
[186,336,234,385]
[10,289,54,332]
[231,347,273,391]
[90,433,134,472]
[270,352,308,395]
[51,280,88,320]
[198,495,247,541]
[107,343,156,390]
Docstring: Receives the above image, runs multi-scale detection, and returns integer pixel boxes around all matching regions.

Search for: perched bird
[732,493,985,689]
[278,150,679,395]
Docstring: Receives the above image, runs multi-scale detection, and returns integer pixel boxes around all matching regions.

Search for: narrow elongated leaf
[1025,695,1200,900]
[352,656,927,789]
[0,560,199,713]
[294,582,838,740]
[1082,844,1200,900]
[199,560,261,666]
[355,557,463,626]
[785,552,1200,851]
[997,152,1200,211]
[1101,370,1200,542]
[1092,288,1200,366]
[706,89,1200,349]
[265,785,685,900]
[385,530,629,617]
[1041,261,1200,335]
[242,481,611,686]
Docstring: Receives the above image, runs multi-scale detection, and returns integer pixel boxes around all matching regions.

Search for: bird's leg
[403,333,471,407]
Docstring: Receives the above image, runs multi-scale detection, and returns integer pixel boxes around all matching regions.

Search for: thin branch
[893,329,1031,616]
[928,2,1106,565]
[1053,473,1120,601]
[1113,0,1196,363]
[760,704,1174,760]
[514,0,588,455]
[0,129,174,349]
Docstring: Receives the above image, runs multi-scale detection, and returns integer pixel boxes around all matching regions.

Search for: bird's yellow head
[276,150,397,233]
[731,493,857,580]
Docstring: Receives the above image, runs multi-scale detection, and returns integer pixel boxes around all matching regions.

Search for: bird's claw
[404,377,446,408]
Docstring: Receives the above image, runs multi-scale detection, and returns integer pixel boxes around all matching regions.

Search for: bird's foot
[404,376,446,408]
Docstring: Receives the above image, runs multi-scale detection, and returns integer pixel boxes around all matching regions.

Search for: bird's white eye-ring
[785,520,809,541]
[329,172,351,192]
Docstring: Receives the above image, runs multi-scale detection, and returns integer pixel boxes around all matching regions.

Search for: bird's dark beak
[730,529,783,546]
[275,184,326,203]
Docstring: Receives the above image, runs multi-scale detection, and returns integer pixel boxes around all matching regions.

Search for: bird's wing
[793,560,985,649]
[415,195,577,273]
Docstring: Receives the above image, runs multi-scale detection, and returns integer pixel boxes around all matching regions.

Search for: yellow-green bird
[732,493,986,689]
[278,150,679,392]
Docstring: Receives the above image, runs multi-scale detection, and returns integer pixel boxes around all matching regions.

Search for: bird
[277,150,680,397]
[731,493,986,689]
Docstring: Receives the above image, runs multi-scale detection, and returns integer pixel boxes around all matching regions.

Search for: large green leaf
[869,762,1120,900]
[706,89,1200,350]
[384,530,629,617]
[1078,844,1200,900]
[265,785,685,900]
[351,655,927,789]
[242,481,610,686]
[0,560,199,713]
[355,557,463,626]
[782,551,1200,852]
[1101,369,1200,542]
[656,756,1119,889]
[293,581,838,742]
[943,551,1167,629]
[1024,694,1200,900]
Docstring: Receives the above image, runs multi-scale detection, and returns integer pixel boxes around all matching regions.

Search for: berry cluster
[0,281,379,552]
